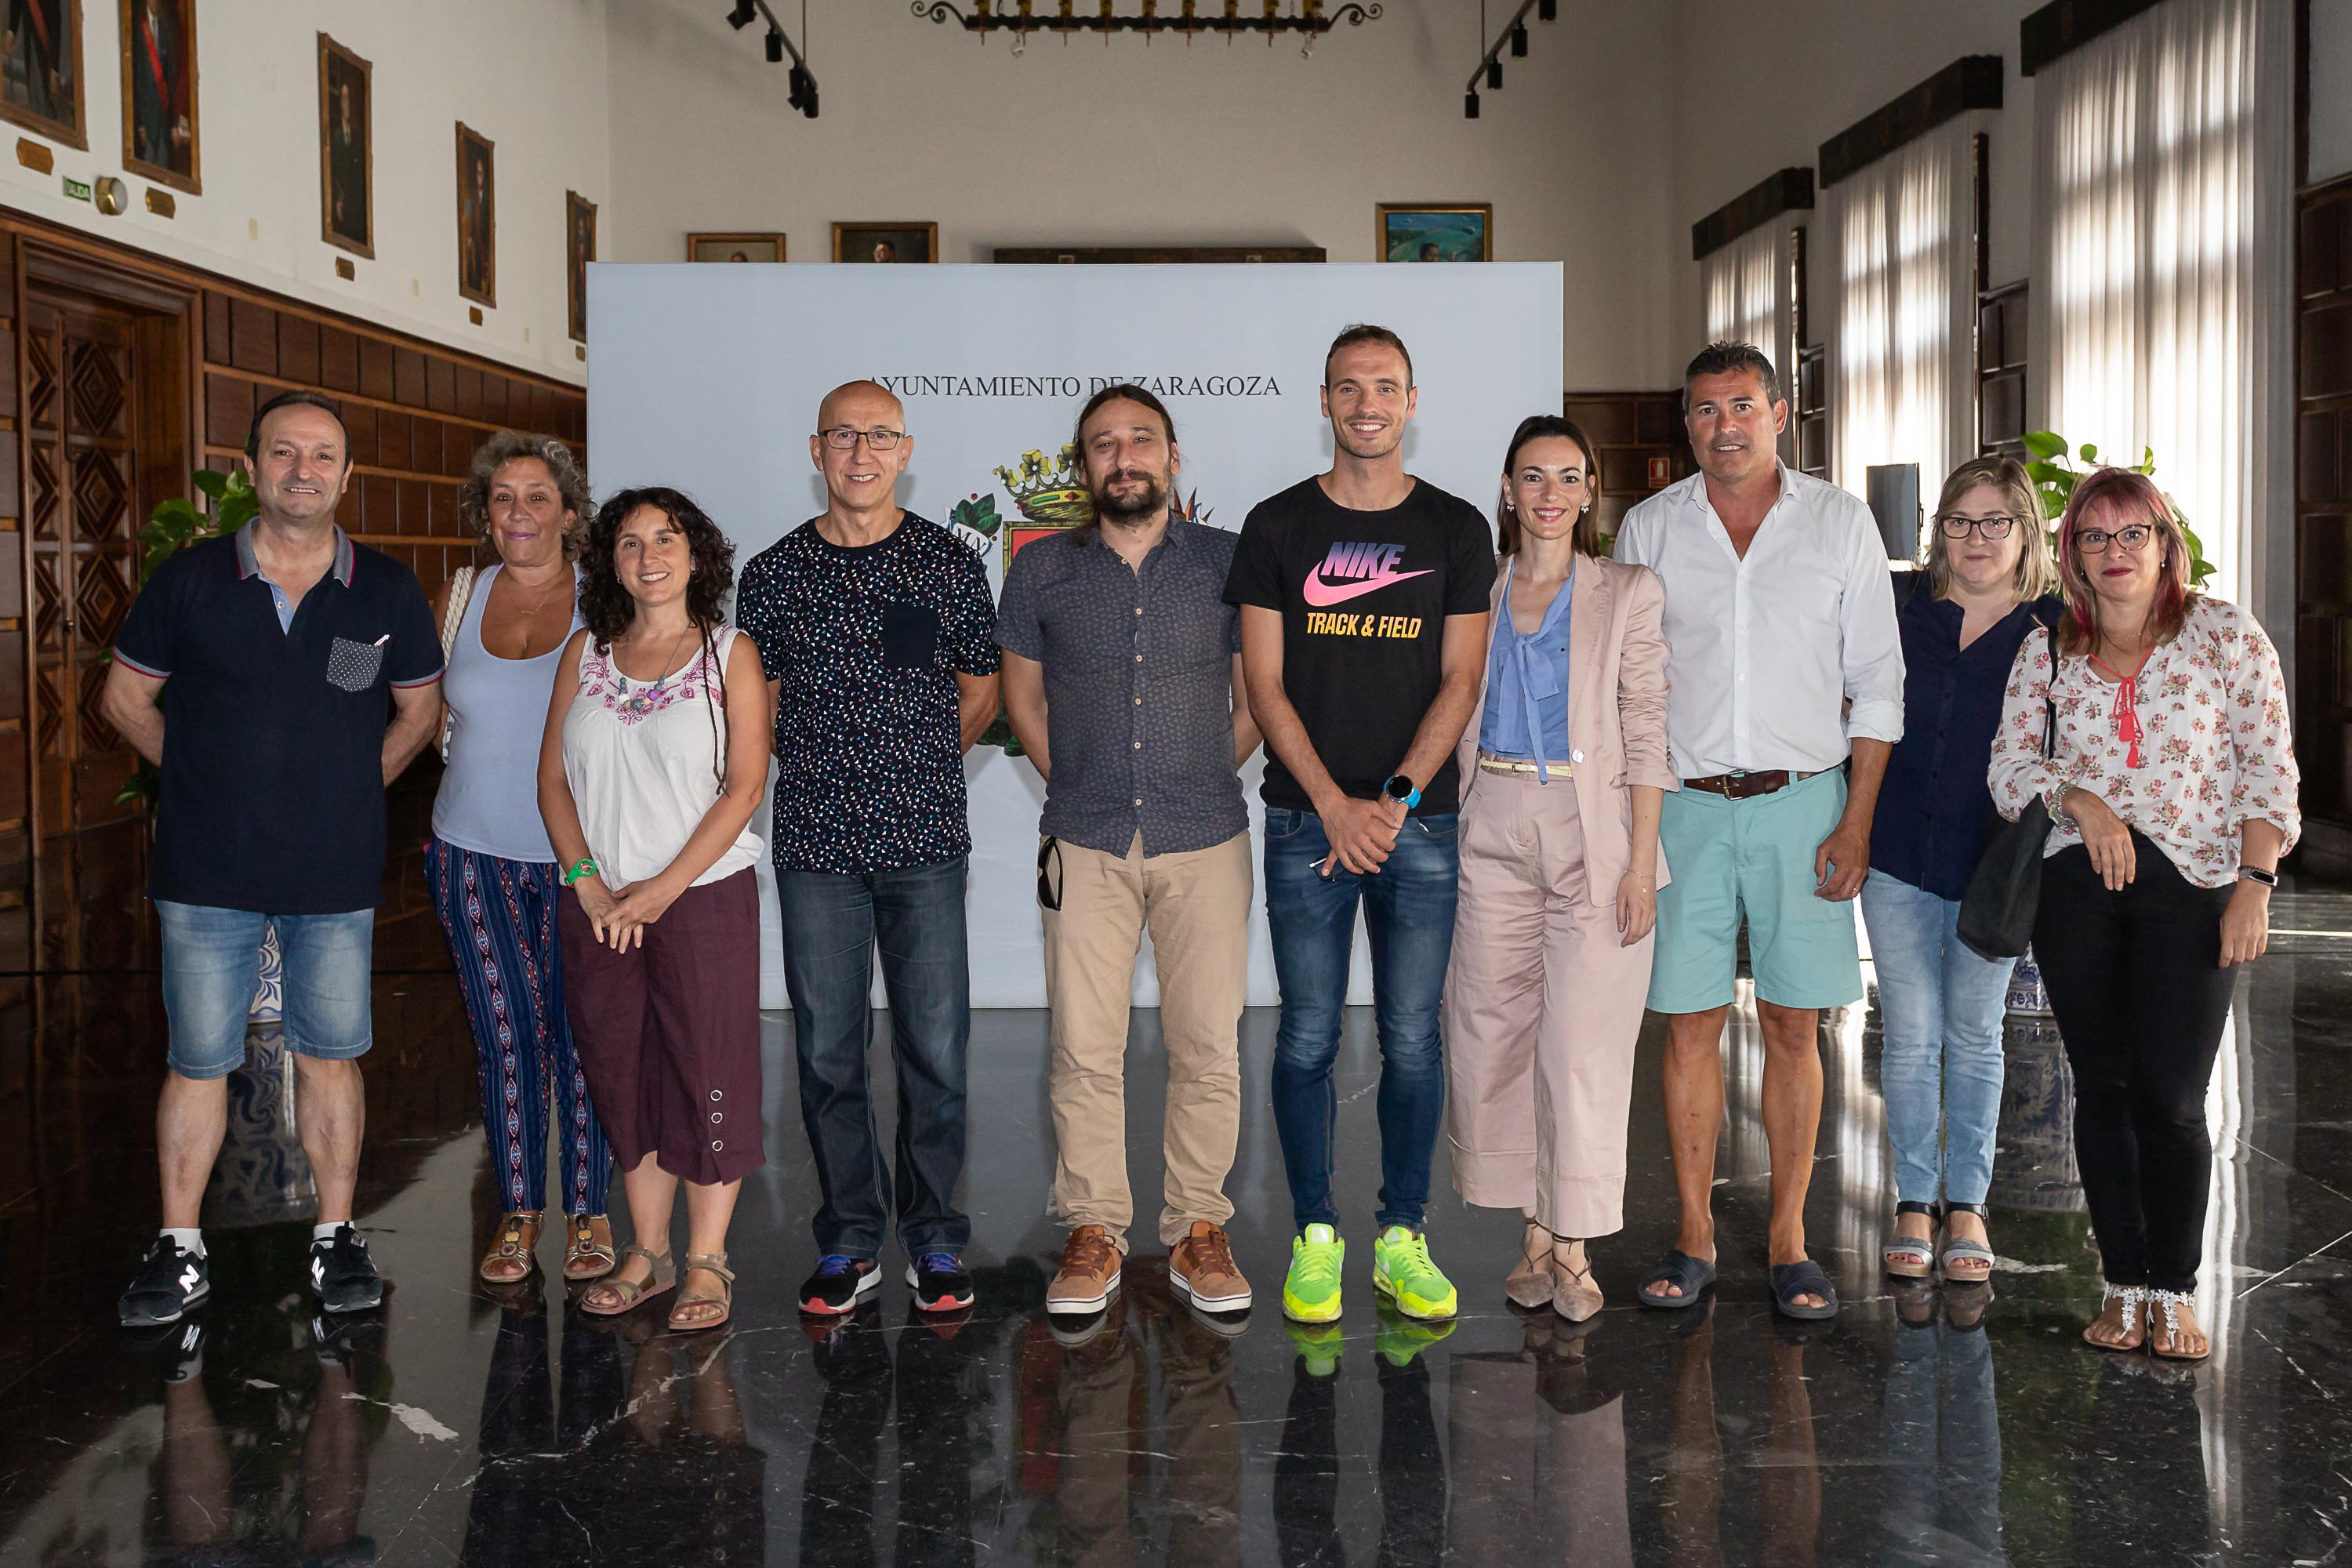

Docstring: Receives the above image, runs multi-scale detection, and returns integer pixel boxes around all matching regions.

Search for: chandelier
[910,1,1383,48]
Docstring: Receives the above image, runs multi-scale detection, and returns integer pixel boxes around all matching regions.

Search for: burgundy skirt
[560,869,764,1185]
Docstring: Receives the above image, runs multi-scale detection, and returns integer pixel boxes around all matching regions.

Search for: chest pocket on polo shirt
[327,637,387,692]
[880,604,938,670]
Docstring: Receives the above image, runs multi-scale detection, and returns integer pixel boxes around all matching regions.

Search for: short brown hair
[1922,455,2056,602]
[1494,416,1602,557]
[1681,340,1780,409]
[460,430,592,561]
[246,390,349,462]
[1324,324,1414,388]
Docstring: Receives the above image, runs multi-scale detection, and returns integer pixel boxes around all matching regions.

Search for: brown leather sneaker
[1047,1224,1124,1317]
[1169,1220,1253,1313]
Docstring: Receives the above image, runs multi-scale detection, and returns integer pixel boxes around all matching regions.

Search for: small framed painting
[566,191,595,343]
[1378,203,1492,263]
[456,122,495,307]
[120,0,196,192]
[1,0,85,150]
[687,231,785,263]
[833,222,937,263]
[318,33,370,256]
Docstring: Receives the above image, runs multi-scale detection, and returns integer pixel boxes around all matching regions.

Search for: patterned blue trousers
[427,838,612,1216]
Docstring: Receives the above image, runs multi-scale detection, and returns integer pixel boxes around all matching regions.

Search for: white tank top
[559,625,762,889]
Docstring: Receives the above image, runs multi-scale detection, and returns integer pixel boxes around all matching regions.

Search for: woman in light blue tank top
[424,433,615,1286]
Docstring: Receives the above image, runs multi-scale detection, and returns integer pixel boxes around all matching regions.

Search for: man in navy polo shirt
[103,390,444,1327]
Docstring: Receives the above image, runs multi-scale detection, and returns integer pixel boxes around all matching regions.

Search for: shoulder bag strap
[439,564,478,661]
[2041,623,2058,761]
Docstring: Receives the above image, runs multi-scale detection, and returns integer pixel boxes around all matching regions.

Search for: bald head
[811,379,913,524]
[818,379,903,434]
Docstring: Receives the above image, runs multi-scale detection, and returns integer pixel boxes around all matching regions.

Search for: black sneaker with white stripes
[310,1224,384,1313]
[118,1236,210,1328]
[906,1251,975,1313]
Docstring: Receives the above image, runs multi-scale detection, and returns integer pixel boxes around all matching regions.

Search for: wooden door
[2296,179,2352,827]
[20,289,169,967]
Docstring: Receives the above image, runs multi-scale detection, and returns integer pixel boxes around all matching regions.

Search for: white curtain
[2034,0,2292,618]
[1827,121,1976,520]
[1703,222,1785,370]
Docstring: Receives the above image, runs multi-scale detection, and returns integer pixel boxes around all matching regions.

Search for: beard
[1094,468,1169,525]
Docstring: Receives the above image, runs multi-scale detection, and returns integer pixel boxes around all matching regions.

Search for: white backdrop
[586,262,1564,1007]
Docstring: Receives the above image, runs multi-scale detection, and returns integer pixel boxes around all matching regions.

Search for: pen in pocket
[372,634,390,646]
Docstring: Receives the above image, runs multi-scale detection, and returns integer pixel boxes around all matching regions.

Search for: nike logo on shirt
[1301,542,1432,607]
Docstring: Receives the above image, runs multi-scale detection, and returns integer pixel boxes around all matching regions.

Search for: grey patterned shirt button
[996,520,1249,858]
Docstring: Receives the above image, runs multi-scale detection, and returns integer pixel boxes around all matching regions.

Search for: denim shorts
[156,901,376,1079]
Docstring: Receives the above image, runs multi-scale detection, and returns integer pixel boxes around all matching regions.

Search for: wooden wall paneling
[1563,390,1697,541]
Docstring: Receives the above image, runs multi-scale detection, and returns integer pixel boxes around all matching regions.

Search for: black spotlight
[727,0,757,27]
[1465,89,1480,119]
[1512,23,1528,56]
[1486,58,1502,88]
[765,27,783,61]
[786,64,808,107]
[1537,0,1556,18]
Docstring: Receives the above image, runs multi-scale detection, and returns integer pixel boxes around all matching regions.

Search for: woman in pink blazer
[1442,414,1673,1322]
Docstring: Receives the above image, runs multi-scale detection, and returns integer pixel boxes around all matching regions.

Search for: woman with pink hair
[1987,467,2299,1361]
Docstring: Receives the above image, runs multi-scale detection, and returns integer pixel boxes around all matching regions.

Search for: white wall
[1668,0,2045,358]
[2313,0,2352,183]
[0,0,608,386]
[602,0,1675,390]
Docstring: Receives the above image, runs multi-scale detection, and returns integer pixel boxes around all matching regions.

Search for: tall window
[2036,0,2290,610]
[1828,124,1976,514]
[1703,223,1785,371]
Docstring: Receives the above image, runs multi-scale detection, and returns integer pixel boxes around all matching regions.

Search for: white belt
[1477,752,1570,778]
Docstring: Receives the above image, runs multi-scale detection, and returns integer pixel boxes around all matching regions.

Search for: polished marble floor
[2,882,2350,1565]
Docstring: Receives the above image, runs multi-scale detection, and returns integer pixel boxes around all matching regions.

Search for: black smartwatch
[2238,866,2278,887]
[1381,774,1422,810]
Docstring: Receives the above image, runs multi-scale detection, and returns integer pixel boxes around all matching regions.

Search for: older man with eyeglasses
[734,380,1003,1319]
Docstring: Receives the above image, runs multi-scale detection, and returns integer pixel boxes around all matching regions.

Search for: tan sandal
[669,1252,735,1333]
[1506,1221,1555,1308]
[2147,1289,2211,1362]
[1550,1240,1603,1324]
[2082,1283,2147,1352]
[581,1244,675,1317]
[479,1212,543,1283]
[564,1214,617,1281]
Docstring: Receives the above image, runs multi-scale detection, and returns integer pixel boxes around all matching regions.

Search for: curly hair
[579,486,739,789]
[459,430,592,560]
[578,486,735,649]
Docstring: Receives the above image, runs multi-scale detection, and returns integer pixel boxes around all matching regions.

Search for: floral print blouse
[1987,595,2299,888]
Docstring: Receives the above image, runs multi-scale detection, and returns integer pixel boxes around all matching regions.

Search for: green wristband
[564,858,597,887]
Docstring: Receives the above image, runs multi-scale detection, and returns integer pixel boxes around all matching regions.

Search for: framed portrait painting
[567,191,595,343]
[317,34,370,257]
[1,0,85,149]
[686,232,784,263]
[120,0,195,192]
[1377,204,1492,263]
[833,222,937,263]
[456,122,495,308]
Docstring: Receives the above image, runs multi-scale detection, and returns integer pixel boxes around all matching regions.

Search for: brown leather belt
[1680,768,1824,800]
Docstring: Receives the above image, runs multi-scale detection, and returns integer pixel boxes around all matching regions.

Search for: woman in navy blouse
[1864,456,2060,1287]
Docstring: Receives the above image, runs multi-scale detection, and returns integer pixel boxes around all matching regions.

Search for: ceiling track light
[1464,0,1548,119]
[909,1,1383,45]
[728,1,819,117]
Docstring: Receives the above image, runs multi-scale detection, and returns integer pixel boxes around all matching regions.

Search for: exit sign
[61,176,90,202]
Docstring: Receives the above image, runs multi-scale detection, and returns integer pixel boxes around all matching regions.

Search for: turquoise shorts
[1647,768,1864,1013]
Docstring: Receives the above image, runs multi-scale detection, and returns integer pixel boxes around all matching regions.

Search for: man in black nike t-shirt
[1223,324,1494,1325]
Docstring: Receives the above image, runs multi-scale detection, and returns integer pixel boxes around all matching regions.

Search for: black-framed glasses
[818,426,906,450]
[2074,524,2153,554]
[1938,514,2018,540]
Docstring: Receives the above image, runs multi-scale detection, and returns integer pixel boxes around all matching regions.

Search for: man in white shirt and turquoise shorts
[1613,342,1905,1321]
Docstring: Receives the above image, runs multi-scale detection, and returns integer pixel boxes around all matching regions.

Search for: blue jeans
[156,901,373,1079]
[1262,808,1459,1234]
[1860,869,2013,1207]
[778,858,972,1258]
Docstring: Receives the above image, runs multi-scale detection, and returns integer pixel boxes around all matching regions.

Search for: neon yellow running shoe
[1283,1224,1345,1323]
[1372,1225,1458,1321]
[1286,1319,1346,1377]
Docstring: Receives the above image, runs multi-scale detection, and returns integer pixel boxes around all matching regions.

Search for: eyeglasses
[818,426,906,450]
[1938,514,2017,540]
[2074,524,2153,554]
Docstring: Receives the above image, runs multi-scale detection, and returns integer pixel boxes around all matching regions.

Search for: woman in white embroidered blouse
[1987,466,2298,1363]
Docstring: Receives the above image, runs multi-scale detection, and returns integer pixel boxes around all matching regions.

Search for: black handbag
[1956,622,2058,961]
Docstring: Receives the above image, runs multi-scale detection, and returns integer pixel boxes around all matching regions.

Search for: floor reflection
[2,877,2352,1561]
